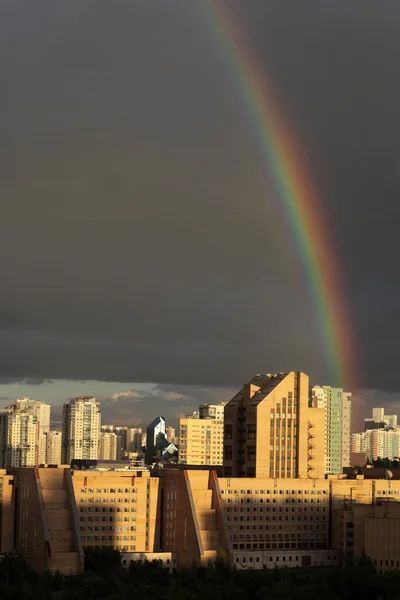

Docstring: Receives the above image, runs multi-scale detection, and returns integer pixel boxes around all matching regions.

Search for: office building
[3,464,400,575]
[99,431,118,460]
[311,386,352,474]
[0,398,51,467]
[62,397,101,464]
[223,372,325,478]
[178,403,225,466]
[146,416,168,464]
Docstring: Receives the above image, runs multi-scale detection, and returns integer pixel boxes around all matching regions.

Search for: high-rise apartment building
[199,403,227,420]
[352,428,400,462]
[178,403,225,466]
[99,431,118,460]
[223,372,325,479]
[62,397,101,464]
[0,398,51,467]
[40,430,62,465]
[101,425,143,458]
[311,386,352,474]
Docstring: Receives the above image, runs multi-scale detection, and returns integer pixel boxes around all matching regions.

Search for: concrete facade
[99,432,118,460]
[223,372,325,479]
[12,466,84,575]
[71,469,161,554]
[178,415,224,466]
[3,467,400,574]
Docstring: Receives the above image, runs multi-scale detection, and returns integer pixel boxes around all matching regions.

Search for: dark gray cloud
[0,1,399,392]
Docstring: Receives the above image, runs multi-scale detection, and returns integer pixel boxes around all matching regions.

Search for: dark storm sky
[1,0,399,406]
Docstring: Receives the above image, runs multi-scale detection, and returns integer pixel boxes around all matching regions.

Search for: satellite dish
[385,469,393,480]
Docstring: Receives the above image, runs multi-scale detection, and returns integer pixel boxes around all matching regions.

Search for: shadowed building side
[161,468,231,568]
[12,466,83,575]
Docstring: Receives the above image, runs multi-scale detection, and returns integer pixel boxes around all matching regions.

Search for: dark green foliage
[1,549,400,599]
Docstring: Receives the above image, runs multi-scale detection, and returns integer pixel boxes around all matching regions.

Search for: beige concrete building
[223,372,325,478]
[199,403,227,420]
[99,431,118,460]
[40,430,62,465]
[12,466,84,575]
[4,465,400,575]
[161,468,400,571]
[71,469,160,553]
[178,405,225,466]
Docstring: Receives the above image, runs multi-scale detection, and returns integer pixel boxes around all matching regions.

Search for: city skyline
[1,377,399,433]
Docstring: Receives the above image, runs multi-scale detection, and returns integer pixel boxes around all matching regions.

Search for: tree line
[0,548,400,599]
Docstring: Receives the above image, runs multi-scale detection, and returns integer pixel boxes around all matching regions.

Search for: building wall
[162,469,231,568]
[12,467,83,576]
[71,470,160,553]
[162,469,202,567]
[232,549,340,570]
[0,470,15,553]
[13,467,50,574]
[218,477,330,553]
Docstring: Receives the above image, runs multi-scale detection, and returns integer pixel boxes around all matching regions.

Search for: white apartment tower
[62,396,101,463]
[0,398,51,467]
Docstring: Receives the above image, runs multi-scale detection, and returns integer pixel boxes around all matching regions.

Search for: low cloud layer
[48,383,236,429]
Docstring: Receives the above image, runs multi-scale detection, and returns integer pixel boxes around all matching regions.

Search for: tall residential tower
[61,397,101,464]
[311,386,352,474]
[223,372,325,479]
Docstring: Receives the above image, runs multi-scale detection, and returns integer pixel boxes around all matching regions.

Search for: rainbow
[201,2,357,390]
